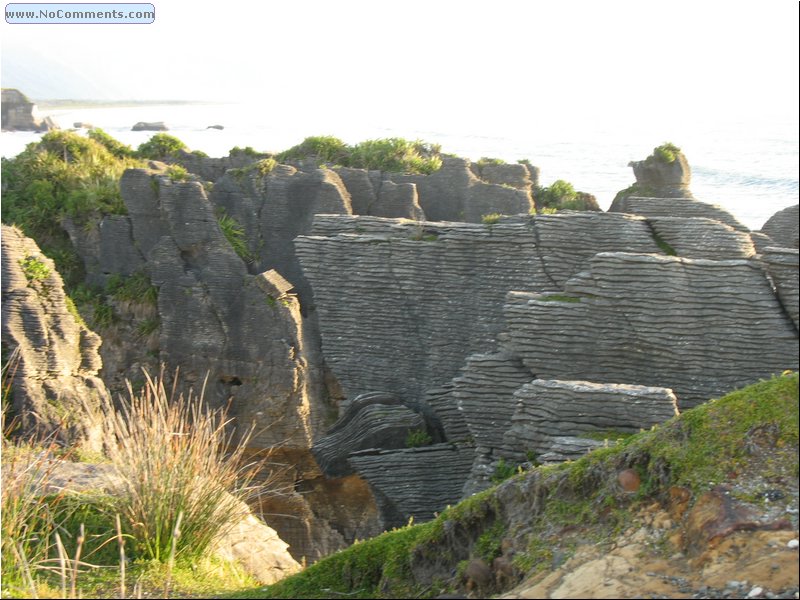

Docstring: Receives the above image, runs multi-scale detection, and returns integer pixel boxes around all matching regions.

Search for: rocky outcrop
[609,196,749,232]
[1,225,108,449]
[389,157,534,222]
[762,247,799,331]
[170,149,268,182]
[501,380,679,463]
[347,444,475,529]
[620,148,693,199]
[1,89,58,131]
[296,213,661,402]
[760,204,799,249]
[503,253,798,408]
[210,164,352,306]
[470,162,538,190]
[131,121,168,131]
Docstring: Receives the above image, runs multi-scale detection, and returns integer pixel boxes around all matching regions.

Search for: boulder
[131,121,168,131]
[1,88,58,131]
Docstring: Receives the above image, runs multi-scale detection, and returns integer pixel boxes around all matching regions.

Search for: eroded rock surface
[760,204,799,249]
[1,225,108,449]
[503,253,798,408]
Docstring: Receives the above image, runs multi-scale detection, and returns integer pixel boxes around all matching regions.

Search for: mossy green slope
[230,372,798,599]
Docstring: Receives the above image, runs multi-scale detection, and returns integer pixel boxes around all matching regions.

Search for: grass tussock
[2,361,284,598]
[100,369,265,563]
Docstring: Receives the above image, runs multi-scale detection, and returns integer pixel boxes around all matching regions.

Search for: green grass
[481,213,502,225]
[19,256,51,282]
[217,213,256,262]
[105,272,158,306]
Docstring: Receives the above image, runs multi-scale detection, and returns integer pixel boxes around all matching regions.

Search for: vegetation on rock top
[276,136,443,174]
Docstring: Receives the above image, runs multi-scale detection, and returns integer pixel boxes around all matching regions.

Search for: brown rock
[617,468,641,493]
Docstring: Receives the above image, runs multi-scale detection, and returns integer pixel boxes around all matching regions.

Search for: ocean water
[2,102,797,231]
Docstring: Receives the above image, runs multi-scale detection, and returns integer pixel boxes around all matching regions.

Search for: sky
[2,0,798,134]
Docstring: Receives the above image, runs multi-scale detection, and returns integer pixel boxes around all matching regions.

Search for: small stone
[786,539,799,549]
[727,581,742,589]
[747,587,764,598]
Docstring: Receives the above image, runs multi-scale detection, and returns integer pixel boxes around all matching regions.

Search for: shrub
[1,131,141,288]
[100,370,271,562]
[87,128,135,159]
[652,142,681,164]
[481,213,502,225]
[405,429,433,448]
[477,157,505,166]
[347,138,442,174]
[136,133,187,161]
[165,164,190,182]
[536,179,577,209]
[276,136,349,164]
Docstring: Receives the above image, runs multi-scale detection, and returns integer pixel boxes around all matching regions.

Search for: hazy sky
[2,0,798,131]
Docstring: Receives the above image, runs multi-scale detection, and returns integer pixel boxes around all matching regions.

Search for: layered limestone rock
[1,225,108,449]
[311,393,429,478]
[501,379,679,463]
[332,167,425,219]
[121,173,330,447]
[762,247,799,331]
[1,89,58,131]
[469,161,538,190]
[210,164,352,305]
[609,196,749,232]
[347,444,475,529]
[296,213,661,402]
[503,252,799,408]
[389,157,534,222]
[647,216,756,259]
[760,204,799,249]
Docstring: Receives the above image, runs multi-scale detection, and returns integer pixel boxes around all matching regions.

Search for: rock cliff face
[1,89,58,131]
[1,225,108,449]
[62,164,372,562]
[295,213,661,403]
[304,208,798,526]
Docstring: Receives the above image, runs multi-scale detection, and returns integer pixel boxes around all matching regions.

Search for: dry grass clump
[100,369,266,563]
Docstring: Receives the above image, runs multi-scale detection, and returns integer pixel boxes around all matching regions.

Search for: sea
[1,102,797,231]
